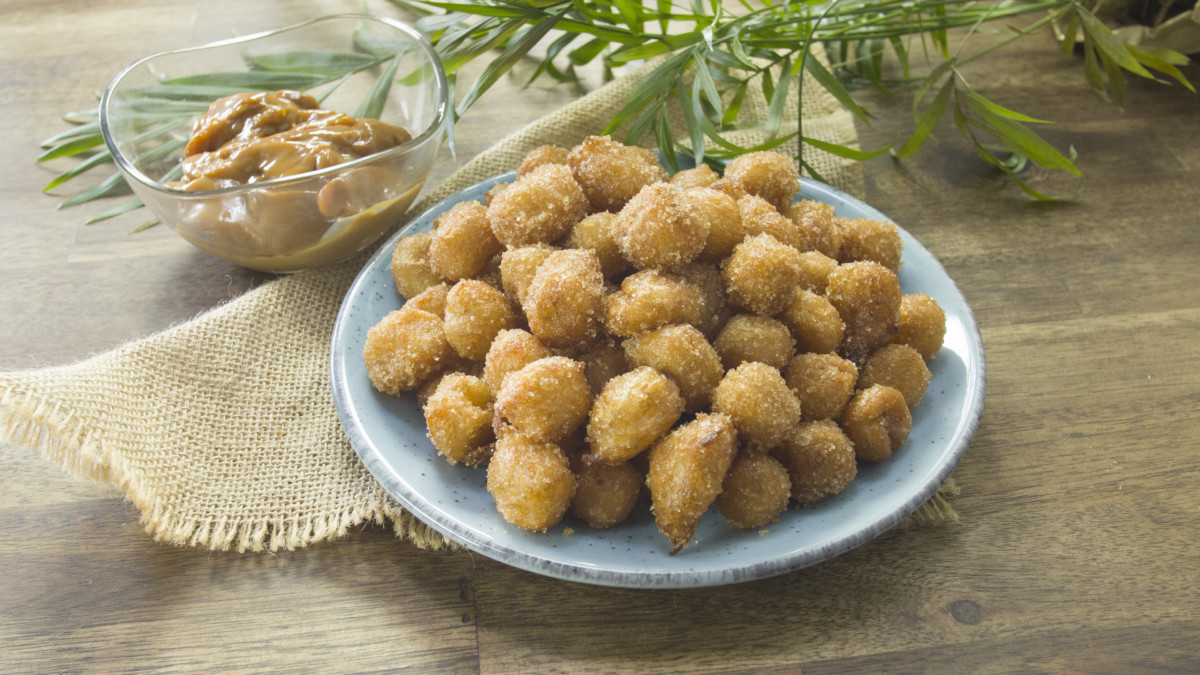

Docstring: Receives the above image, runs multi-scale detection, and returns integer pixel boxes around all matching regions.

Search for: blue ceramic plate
[330,172,986,589]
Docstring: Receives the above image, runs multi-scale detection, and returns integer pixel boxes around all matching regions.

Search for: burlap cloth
[0,55,957,553]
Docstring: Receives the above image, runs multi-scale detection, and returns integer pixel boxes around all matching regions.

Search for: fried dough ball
[517,145,569,176]
[604,269,705,337]
[423,373,494,467]
[494,356,591,443]
[564,211,629,278]
[443,279,516,361]
[390,231,442,299]
[670,163,720,190]
[781,289,845,354]
[363,307,455,394]
[404,282,448,318]
[859,343,932,408]
[688,188,743,262]
[522,249,606,348]
[711,362,801,449]
[713,314,794,371]
[483,328,552,395]
[774,420,857,505]
[739,194,802,251]
[715,452,791,528]
[674,263,731,339]
[486,429,575,531]
[784,352,858,421]
[707,177,748,202]
[499,244,557,307]
[722,233,803,316]
[567,135,670,212]
[416,357,480,407]
[579,340,631,396]
[645,413,738,554]
[615,182,709,269]
[836,217,903,272]
[623,324,724,410]
[570,456,642,529]
[587,366,685,464]
[724,151,801,214]
[788,200,842,259]
[826,261,902,364]
[894,293,946,361]
[841,384,912,462]
[429,201,503,281]
[487,163,587,247]
[795,250,839,295]
[483,182,509,206]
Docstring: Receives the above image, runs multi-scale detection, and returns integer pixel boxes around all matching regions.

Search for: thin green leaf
[456,12,563,116]
[1126,44,1197,92]
[894,76,953,158]
[721,80,748,124]
[56,171,128,209]
[1076,8,1153,79]
[603,50,692,135]
[613,0,644,34]
[245,49,385,76]
[804,53,871,123]
[37,135,105,163]
[962,98,1082,177]
[1099,48,1127,107]
[680,80,707,166]
[44,150,112,191]
[656,111,679,173]
[85,196,144,225]
[1081,36,1108,99]
[161,71,331,90]
[568,37,609,66]
[803,135,891,161]
[41,122,103,148]
[692,50,724,115]
[765,55,791,138]
[960,87,1052,123]
[912,60,954,115]
[356,55,400,119]
[1058,13,1080,57]
[609,32,703,64]
[730,33,756,69]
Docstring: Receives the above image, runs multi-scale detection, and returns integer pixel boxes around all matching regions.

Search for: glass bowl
[100,14,448,273]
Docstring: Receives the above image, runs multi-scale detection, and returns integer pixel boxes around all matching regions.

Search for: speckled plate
[330,171,986,589]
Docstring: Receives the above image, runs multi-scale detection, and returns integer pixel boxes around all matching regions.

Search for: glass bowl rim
[99,13,450,198]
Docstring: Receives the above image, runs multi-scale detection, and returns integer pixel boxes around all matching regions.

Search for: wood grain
[2,1,1199,672]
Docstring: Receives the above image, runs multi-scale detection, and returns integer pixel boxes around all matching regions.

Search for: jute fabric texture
[0,53,957,553]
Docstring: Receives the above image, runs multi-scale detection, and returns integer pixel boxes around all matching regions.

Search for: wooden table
[3,0,1198,671]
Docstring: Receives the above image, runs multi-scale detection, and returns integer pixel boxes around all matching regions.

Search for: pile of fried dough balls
[364,136,946,554]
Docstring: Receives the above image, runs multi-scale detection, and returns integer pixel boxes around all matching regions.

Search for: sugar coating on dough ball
[859,343,932,408]
[567,135,670,212]
[616,182,709,270]
[499,244,557,307]
[841,384,912,462]
[429,200,502,281]
[423,373,495,467]
[711,362,801,449]
[570,456,642,529]
[390,231,442,299]
[722,233,803,316]
[645,412,738,554]
[689,187,744,263]
[715,452,791,529]
[486,429,575,532]
[784,352,858,422]
[363,307,455,394]
[795,250,839,295]
[788,200,842,259]
[673,263,731,340]
[826,261,901,365]
[894,293,946,361]
[713,314,795,371]
[780,289,845,355]
[623,324,724,411]
[739,194,803,251]
[443,279,516,361]
[522,248,606,348]
[482,328,552,396]
[487,163,587,247]
[724,151,801,214]
[494,356,591,443]
[773,419,857,505]
[403,282,448,318]
[836,216,904,272]
[565,211,629,279]
[604,269,705,337]
[586,366,685,464]
[670,163,720,190]
[517,145,569,177]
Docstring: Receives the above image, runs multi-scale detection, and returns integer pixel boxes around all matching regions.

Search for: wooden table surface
[3,0,1198,672]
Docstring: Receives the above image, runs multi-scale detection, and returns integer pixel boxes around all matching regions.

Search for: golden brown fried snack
[567,135,670,212]
[604,269,705,337]
[616,182,709,269]
[826,261,902,365]
[894,293,946,361]
[715,452,791,528]
[390,231,442,299]
[494,356,591,443]
[499,244,557,307]
[688,188,744,263]
[842,384,912,462]
[517,145,569,176]
[724,151,801,214]
[670,163,720,190]
[363,307,455,394]
[795,250,839,295]
[859,343,932,408]
[784,352,858,421]
[569,455,642,529]
[486,429,575,531]
[739,194,802,251]
[780,289,845,354]
[645,412,738,554]
[836,217,903,272]
[773,419,857,505]
[711,362,801,449]
[787,200,842,259]
[404,282,448,318]
[673,263,732,340]
[423,373,495,467]
[586,366,685,464]
[623,324,724,411]
[522,248,606,348]
[487,163,587,247]
[443,279,516,361]
[722,233,803,316]
[429,201,503,281]
[564,211,629,279]
[579,339,631,396]
[713,314,795,371]
[482,328,552,396]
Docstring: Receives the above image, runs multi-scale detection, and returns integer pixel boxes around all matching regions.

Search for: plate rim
[330,171,987,589]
